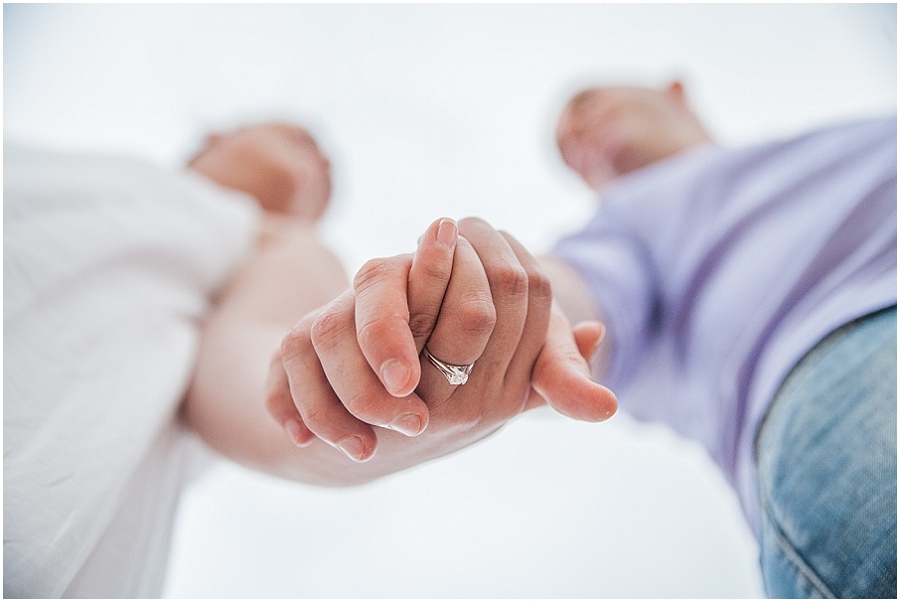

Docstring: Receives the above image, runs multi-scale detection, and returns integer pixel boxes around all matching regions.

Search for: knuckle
[418,255,452,282]
[353,258,391,294]
[453,403,489,431]
[491,264,529,298]
[526,265,552,301]
[309,307,346,352]
[409,310,440,342]
[356,311,407,348]
[455,296,497,336]
[457,216,487,234]
[301,405,330,433]
[344,391,384,422]
[280,321,314,364]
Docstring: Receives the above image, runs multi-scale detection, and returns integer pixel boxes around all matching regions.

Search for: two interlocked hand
[265,217,617,475]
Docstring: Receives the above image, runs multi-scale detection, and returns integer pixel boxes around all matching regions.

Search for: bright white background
[5,3,896,598]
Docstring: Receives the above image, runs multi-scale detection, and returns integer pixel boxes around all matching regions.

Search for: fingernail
[284,418,304,446]
[437,218,457,249]
[337,436,367,462]
[381,359,410,396]
[388,413,424,436]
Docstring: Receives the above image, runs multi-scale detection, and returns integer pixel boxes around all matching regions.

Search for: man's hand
[266,217,616,469]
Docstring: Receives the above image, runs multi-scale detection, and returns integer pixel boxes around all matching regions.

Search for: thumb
[531,307,617,422]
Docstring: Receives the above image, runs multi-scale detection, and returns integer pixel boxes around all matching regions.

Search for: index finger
[354,218,458,397]
[408,218,458,351]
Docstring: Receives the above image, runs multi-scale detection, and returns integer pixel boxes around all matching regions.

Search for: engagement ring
[422,347,474,386]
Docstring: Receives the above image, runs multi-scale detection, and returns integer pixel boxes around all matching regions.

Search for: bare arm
[185,215,616,488]
[538,255,612,382]
[267,219,617,469]
[183,214,354,482]
[184,215,480,486]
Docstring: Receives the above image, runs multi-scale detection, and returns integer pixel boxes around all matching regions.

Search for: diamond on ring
[422,347,474,386]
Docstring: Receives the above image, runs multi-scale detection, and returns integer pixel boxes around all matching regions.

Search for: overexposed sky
[4,3,896,598]
[5,3,895,268]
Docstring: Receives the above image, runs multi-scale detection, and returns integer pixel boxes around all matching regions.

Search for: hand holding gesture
[266,217,616,475]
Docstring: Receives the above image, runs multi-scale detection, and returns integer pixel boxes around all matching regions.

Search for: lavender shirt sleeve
[547,119,895,526]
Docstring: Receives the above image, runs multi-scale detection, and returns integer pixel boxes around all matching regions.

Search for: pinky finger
[265,352,316,447]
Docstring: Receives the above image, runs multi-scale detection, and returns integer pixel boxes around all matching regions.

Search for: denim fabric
[756,306,897,598]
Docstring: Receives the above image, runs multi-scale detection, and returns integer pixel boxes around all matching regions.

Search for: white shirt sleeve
[3,144,260,597]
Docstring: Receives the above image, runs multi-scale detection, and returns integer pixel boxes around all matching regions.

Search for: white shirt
[4,145,260,597]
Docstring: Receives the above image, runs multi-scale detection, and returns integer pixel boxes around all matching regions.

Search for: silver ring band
[422,347,474,386]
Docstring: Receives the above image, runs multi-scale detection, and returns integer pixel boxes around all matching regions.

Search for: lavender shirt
[552,117,897,533]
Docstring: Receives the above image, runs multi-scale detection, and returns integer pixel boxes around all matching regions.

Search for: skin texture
[266,217,618,467]
[186,81,710,478]
[183,123,617,485]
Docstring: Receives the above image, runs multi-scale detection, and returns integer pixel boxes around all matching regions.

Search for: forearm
[539,255,612,380]
[183,215,364,484]
[185,219,618,487]
[538,256,600,324]
[184,215,501,486]
[187,313,489,486]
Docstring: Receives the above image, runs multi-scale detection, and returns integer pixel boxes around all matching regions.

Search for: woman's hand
[266,217,617,469]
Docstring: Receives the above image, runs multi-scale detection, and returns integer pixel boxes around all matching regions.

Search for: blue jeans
[755,306,897,598]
